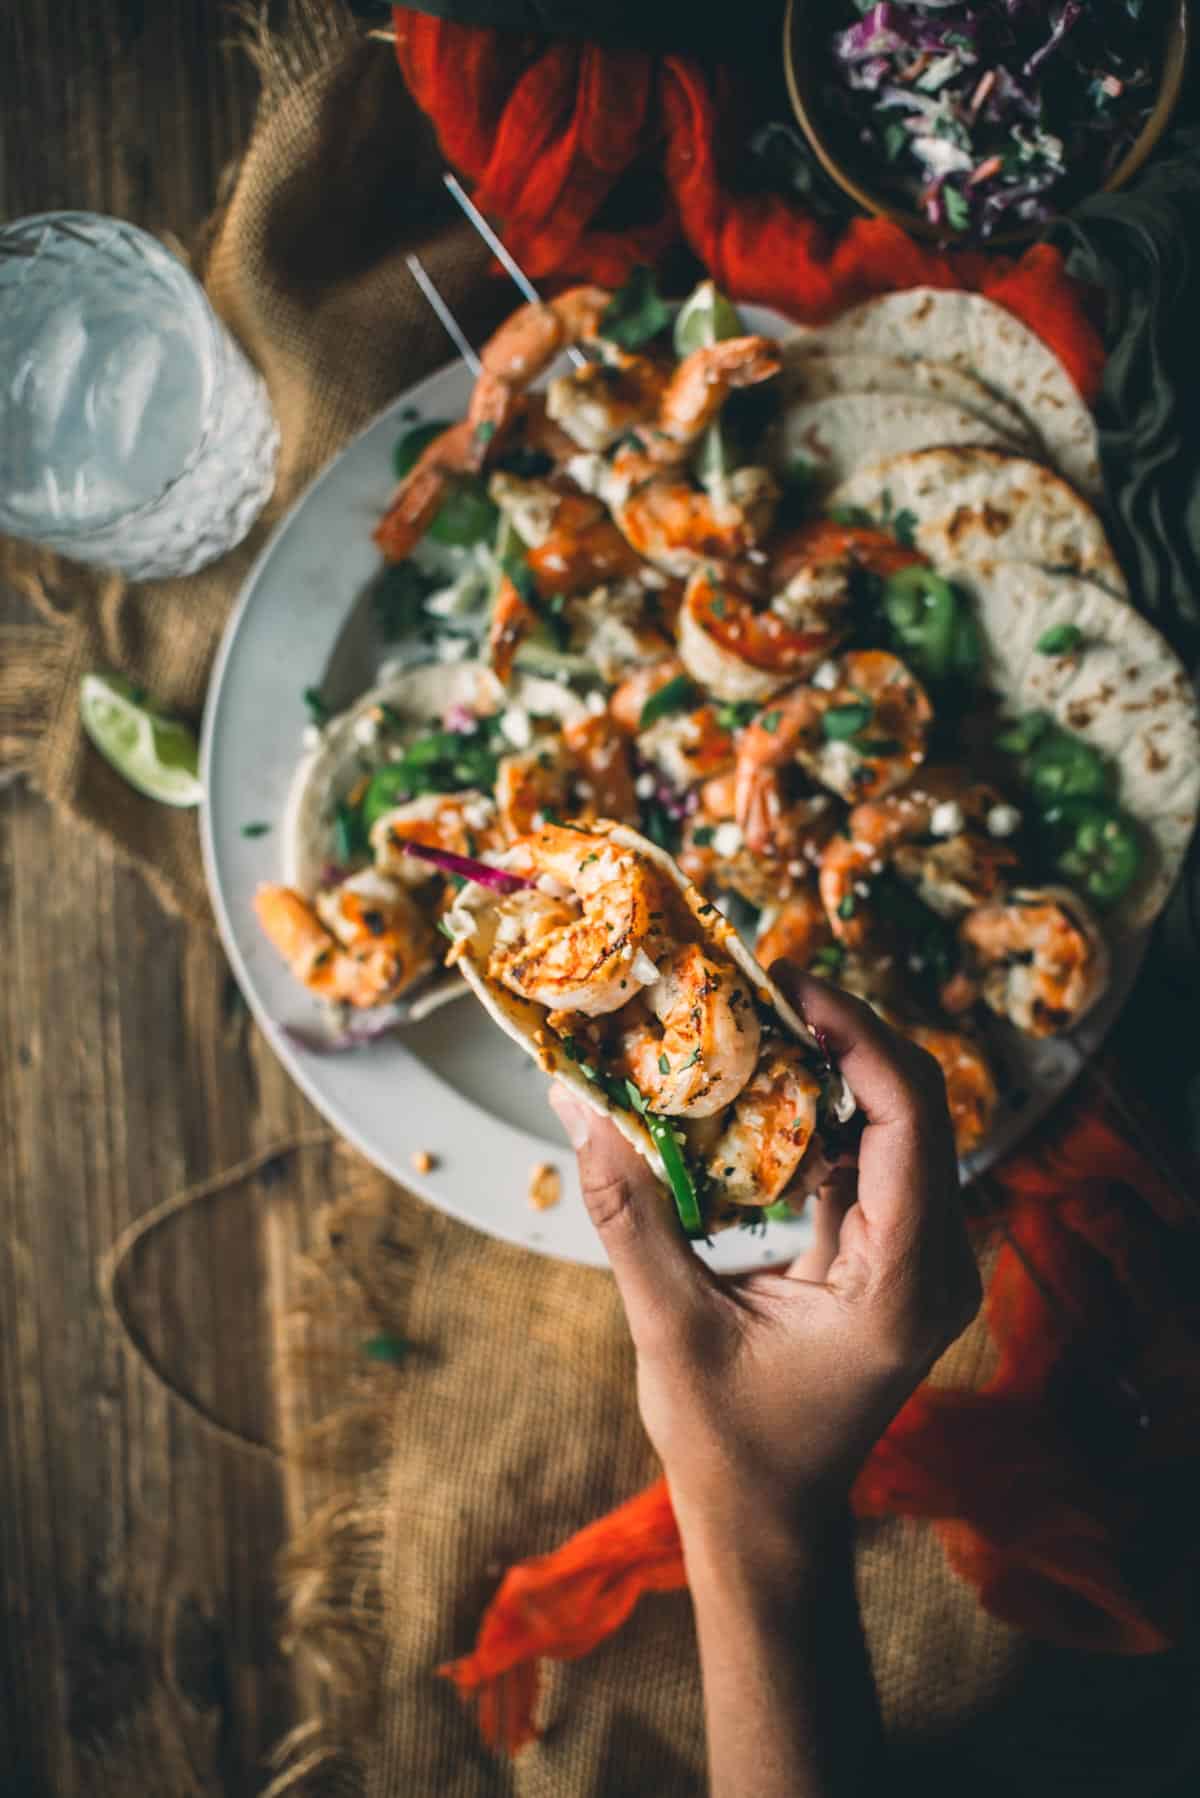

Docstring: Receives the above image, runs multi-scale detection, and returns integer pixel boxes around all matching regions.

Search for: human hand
[549,970,981,1544]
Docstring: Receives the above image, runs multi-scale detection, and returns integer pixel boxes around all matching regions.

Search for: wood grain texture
[0,6,331,1794]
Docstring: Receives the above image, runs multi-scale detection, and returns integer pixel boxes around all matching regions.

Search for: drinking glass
[0,211,279,579]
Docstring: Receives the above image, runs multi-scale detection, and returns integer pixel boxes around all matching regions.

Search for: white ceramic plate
[201,312,1144,1270]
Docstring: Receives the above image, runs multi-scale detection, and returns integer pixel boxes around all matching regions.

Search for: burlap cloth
[4,10,1192,1795]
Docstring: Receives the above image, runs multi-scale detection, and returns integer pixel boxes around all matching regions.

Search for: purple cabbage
[824,0,1164,240]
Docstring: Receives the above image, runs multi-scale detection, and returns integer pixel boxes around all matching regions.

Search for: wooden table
[1,8,339,1792]
[5,10,1200,1797]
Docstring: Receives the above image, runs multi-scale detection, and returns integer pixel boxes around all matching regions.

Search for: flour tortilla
[281,661,585,1016]
[779,344,1037,452]
[282,661,583,890]
[777,393,1016,496]
[448,821,849,1225]
[829,447,1126,598]
[958,559,1200,930]
[808,288,1101,500]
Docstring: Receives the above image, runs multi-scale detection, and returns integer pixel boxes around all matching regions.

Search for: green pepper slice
[1027,733,1109,806]
[430,479,500,547]
[1040,799,1141,907]
[361,766,414,832]
[647,1112,705,1237]
[881,566,959,682]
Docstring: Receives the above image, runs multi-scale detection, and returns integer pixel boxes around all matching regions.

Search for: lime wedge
[672,280,744,357]
[79,673,202,808]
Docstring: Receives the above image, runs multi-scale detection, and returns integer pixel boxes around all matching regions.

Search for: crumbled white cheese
[462,799,494,832]
[987,803,1021,838]
[930,800,965,838]
[818,738,859,792]
[854,880,871,898]
[586,689,608,716]
[565,452,607,496]
[499,705,533,750]
[353,714,379,747]
[631,949,661,986]
[634,772,657,799]
[536,874,570,899]
[343,868,399,902]
[712,821,743,858]
[811,660,839,691]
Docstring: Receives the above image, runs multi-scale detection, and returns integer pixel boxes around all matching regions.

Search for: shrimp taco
[444,819,856,1237]
[256,661,587,1025]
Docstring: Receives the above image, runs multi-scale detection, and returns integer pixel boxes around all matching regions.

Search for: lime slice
[79,673,202,808]
[672,280,744,357]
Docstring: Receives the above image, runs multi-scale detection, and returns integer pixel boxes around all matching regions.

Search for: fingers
[550,1084,710,1341]
[785,1171,856,1284]
[769,968,959,1243]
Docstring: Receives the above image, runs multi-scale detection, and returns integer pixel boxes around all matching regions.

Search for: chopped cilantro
[303,686,329,725]
[838,894,857,920]
[892,508,918,548]
[639,672,697,729]
[759,709,782,734]
[692,824,716,847]
[598,267,672,351]
[658,1053,671,1076]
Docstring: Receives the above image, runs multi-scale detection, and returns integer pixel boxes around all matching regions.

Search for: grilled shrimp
[755,889,833,971]
[546,353,670,452]
[619,941,761,1117]
[958,886,1109,1038]
[610,464,780,578]
[562,712,638,824]
[370,792,501,884]
[493,741,572,840]
[677,562,842,703]
[735,650,933,852]
[674,515,916,705]
[485,825,674,1017]
[255,875,436,1008]
[486,476,652,681]
[704,1045,822,1207]
[818,778,1019,948]
[904,1024,998,1157]
[373,420,480,564]
[610,659,738,788]
[628,336,782,467]
[468,285,614,441]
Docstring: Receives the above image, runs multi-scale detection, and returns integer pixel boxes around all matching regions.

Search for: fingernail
[549,1083,592,1150]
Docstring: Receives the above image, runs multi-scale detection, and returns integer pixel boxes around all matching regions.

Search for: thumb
[551,1083,711,1340]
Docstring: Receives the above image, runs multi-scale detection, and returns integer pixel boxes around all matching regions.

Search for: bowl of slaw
[783,0,1189,243]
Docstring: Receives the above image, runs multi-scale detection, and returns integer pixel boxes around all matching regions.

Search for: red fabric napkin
[391,8,1105,399]
[386,9,1188,1756]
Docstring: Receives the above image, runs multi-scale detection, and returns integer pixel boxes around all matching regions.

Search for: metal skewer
[405,253,482,375]
[442,172,589,368]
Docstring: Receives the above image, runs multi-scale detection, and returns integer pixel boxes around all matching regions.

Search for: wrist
[671,1480,852,1593]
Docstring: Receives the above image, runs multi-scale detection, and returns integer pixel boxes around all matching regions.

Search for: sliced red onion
[443,702,478,734]
[283,1006,408,1053]
[390,837,535,893]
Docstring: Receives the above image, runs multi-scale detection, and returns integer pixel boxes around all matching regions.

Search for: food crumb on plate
[528,1163,561,1210]
[411,1149,437,1174]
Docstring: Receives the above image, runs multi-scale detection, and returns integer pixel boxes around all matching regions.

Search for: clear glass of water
[0,211,280,579]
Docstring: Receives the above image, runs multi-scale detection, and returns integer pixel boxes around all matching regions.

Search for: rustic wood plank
[0,5,322,1793]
